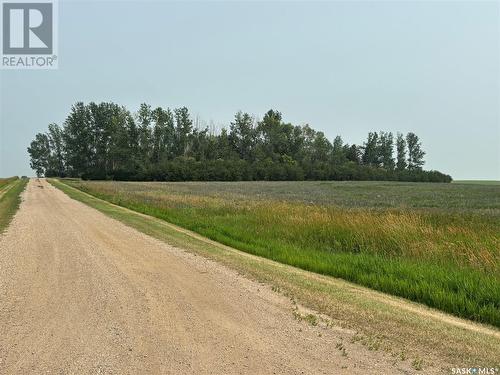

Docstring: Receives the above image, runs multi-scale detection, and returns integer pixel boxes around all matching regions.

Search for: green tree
[108,106,133,175]
[257,110,283,160]
[396,132,407,170]
[331,136,347,165]
[137,103,153,170]
[151,107,174,163]
[378,131,395,170]
[406,132,425,170]
[344,144,360,164]
[174,107,193,157]
[88,102,124,177]
[27,133,51,177]
[28,102,447,182]
[191,127,212,161]
[216,128,233,160]
[47,123,65,176]
[229,111,256,161]
[362,132,380,166]
[311,131,332,163]
[62,102,93,177]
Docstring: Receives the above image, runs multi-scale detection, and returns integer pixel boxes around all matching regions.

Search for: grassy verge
[58,179,499,328]
[0,178,28,232]
[49,178,500,369]
[0,176,19,191]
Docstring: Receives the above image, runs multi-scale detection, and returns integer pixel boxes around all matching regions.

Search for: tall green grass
[0,178,27,232]
[63,180,500,328]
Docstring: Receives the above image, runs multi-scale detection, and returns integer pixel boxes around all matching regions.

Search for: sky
[0,0,499,180]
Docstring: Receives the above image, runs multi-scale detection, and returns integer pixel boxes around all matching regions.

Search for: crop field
[63,179,500,328]
[453,180,500,186]
[0,176,18,191]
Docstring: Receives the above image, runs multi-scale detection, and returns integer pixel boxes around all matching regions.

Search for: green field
[453,180,500,186]
[0,177,27,232]
[0,176,18,190]
[62,179,500,327]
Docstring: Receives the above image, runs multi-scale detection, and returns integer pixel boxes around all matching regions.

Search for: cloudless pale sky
[1,0,499,179]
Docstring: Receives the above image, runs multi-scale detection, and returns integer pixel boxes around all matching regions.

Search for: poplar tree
[137,103,152,169]
[378,131,395,170]
[406,132,425,170]
[174,107,193,157]
[27,133,51,177]
[362,132,379,166]
[47,123,65,177]
[396,132,407,170]
[28,102,450,182]
[331,135,347,165]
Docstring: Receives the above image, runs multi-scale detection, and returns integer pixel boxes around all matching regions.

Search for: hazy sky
[1,0,499,180]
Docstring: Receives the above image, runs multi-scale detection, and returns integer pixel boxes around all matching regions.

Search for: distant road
[0,179,415,374]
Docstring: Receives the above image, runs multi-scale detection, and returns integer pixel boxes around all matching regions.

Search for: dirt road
[0,179,419,374]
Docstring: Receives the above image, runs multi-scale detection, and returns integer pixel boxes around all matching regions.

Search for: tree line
[28,102,452,182]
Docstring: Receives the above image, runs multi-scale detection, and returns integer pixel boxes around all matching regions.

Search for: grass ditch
[58,179,500,328]
[0,178,28,232]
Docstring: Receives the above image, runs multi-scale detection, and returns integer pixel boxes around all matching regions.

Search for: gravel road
[0,179,416,374]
